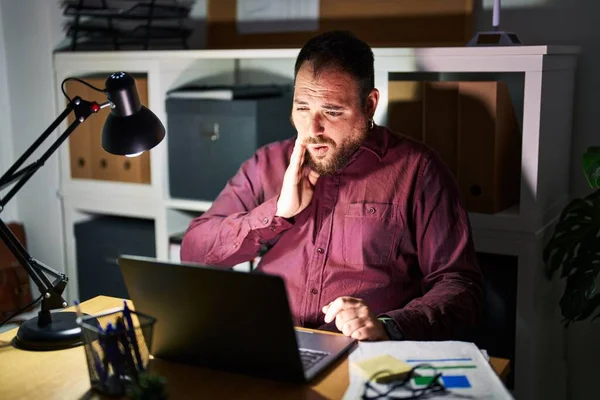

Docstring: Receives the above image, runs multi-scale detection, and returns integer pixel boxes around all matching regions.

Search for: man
[181,30,482,341]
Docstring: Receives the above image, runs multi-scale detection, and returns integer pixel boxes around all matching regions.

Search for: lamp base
[13,311,84,351]
[467,31,522,46]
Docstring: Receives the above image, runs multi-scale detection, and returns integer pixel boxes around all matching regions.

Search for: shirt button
[269,226,276,231]
[262,217,269,224]
[324,207,331,215]
[233,242,239,247]
[317,248,324,254]
[310,288,318,295]
[368,207,376,214]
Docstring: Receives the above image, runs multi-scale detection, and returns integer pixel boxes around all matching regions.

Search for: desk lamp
[468,0,522,46]
[0,72,165,350]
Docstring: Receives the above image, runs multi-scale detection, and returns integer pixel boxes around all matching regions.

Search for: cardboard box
[387,80,521,214]
[423,81,459,176]
[207,0,474,49]
[457,81,521,214]
[387,81,423,142]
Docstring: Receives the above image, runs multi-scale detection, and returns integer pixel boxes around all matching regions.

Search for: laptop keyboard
[299,348,330,370]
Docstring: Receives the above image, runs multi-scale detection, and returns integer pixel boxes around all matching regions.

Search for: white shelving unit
[54,46,578,400]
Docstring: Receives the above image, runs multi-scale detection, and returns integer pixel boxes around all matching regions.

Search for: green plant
[126,372,168,400]
[544,147,600,326]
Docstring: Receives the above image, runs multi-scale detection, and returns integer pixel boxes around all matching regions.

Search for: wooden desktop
[0,296,509,399]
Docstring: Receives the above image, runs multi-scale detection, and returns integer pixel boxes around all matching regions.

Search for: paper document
[344,341,513,400]
[236,0,319,34]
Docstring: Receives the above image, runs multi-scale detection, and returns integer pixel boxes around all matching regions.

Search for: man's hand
[322,297,389,341]
[276,139,320,219]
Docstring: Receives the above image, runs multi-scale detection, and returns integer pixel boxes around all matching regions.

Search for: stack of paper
[344,341,513,399]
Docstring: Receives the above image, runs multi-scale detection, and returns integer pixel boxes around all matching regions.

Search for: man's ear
[365,88,379,119]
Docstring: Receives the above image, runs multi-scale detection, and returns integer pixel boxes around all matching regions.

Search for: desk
[0,296,510,399]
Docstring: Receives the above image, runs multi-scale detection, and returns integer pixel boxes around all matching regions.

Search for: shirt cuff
[381,309,424,340]
[247,195,294,241]
[377,315,404,341]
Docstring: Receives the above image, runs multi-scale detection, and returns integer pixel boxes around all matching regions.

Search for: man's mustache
[303,136,336,147]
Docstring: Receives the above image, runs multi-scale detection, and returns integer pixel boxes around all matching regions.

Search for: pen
[116,317,139,381]
[105,323,124,376]
[74,300,106,384]
[73,300,83,319]
[100,333,110,386]
[123,301,144,371]
[104,323,125,394]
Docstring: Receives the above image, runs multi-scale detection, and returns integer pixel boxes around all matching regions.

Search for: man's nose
[308,113,324,136]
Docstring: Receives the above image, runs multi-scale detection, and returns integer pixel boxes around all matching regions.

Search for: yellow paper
[352,354,412,383]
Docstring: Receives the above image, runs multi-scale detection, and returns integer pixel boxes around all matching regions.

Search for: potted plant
[544,147,600,326]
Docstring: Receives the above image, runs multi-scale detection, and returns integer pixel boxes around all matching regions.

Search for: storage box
[166,87,295,201]
[387,81,423,142]
[387,80,521,214]
[457,81,521,214]
[206,0,474,49]
[75,216,155,302]
[423,81,459,176]
[66,76,151,184]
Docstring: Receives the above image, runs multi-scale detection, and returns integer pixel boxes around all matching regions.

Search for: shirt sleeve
[383,153,483,340]
[180,150,293,267]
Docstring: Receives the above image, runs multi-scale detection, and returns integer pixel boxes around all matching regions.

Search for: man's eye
[327,112,342,117]
[296,107,309,111]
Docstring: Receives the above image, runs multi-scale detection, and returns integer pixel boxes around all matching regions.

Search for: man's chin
[308,158,335,176]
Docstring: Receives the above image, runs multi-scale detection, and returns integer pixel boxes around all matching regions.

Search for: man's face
[291,62,378,175]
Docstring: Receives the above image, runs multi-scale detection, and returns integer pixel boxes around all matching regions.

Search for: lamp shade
[101,72,165,155]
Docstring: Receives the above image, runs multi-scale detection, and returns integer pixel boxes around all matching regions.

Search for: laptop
[118,255,356,383]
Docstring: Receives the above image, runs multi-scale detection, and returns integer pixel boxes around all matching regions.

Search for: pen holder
[78,307,156,396]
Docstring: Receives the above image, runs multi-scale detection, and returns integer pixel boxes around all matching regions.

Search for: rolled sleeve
[247,195,294,241]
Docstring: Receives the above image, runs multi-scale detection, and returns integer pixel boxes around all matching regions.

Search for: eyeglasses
[362,364,447,400]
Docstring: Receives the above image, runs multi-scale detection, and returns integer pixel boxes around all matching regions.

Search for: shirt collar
[359,124,388,161]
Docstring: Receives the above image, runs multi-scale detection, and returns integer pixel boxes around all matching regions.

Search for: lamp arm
[0,163,40,192]
[0,101,73,188]
[0,97,99,207]
[0,96,102,321]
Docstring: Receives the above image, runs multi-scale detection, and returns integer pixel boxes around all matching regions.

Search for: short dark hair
[294,30,374,107]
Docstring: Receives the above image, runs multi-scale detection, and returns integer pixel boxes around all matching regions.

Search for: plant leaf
[560,266,600,320]
[583,147,600,189]
[545,189,600,323]
[543,193,600,279]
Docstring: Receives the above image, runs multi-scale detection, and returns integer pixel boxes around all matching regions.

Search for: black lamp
[0,72,165,351]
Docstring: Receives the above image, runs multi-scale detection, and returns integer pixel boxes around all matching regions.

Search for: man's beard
[304,132,367,175]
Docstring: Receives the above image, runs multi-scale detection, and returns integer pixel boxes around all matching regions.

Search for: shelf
[469,205,520,230]
[165,198,212,212]
[61,179,159,200]
[53,46,579,400]
[63,2,192,20]
[62,191,162,220]
[53,46,578,235]
[52,45,582,81]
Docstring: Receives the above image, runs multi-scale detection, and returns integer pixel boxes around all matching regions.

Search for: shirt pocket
[342,202,399,266]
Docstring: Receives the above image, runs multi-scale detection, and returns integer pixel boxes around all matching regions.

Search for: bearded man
[181,30,483,342]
